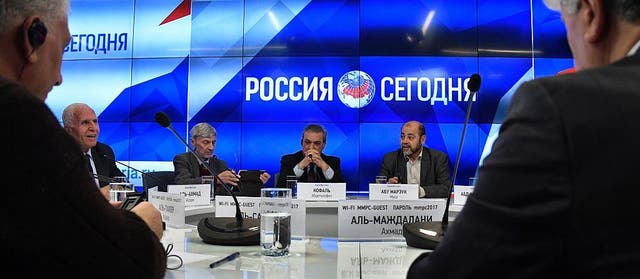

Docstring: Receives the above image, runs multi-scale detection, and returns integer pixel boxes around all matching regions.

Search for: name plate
[368,184,419,200]
[148,187,185,228]
[453,185,474,205]
[338,244,409,278]
[297,182,346,200]
[338,199,446,241]
[215,196,261,219]
[215,196,306,237]
[167,184,210,207]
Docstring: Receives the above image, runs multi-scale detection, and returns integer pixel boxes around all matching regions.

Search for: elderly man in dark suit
[277,124,345,187]
[62,103,125,198]
[173,122,270,192]
[408,0,640,277]
[379,121,451,198]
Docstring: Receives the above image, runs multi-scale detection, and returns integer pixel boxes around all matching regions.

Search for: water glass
[109,176,133,202]
[260,188,292,257]
[375,175,387,184]
[202,175,215,201]
[285,175,297,197]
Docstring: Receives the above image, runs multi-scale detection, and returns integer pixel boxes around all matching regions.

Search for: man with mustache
[379,120,451,198]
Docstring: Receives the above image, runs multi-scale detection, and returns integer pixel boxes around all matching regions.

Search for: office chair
[142,171,175,192]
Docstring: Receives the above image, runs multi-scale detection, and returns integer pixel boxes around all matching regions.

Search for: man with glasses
[408,0,640,277]
[277,124,345,187]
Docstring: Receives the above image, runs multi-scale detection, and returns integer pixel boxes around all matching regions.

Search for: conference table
[162,226,429,279]
[160,196,466,278]
[184,196,464,237]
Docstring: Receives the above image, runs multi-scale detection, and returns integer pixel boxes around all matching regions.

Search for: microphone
[403,73,481,249]
[99,153,165,194]
[154,112,259,246]
[306,153,319,181]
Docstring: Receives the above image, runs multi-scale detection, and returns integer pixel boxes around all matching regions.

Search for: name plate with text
[167,184,210,207]
[148,187,185,228]
[454,185,474,205]
[338,199,446,241]
[297,182,346,200]
[215,196,306,237]
[368,184,419,200]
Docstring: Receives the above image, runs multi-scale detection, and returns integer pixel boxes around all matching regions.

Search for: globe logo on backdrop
[337,70,375,109]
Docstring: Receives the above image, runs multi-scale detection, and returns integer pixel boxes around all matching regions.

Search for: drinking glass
[260,188,292,257]
[202,175,215,201]
[109,176,133,202]
[375,175,387,184]
[285,175,297,198]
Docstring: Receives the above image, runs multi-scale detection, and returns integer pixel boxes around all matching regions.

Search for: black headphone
[28,19,47,48]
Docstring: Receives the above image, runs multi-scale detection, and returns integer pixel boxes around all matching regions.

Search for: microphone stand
[102,154,163,185]
[403,74,480,249]
[155,112,259,245]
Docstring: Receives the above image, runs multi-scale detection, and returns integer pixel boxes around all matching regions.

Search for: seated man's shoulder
[427,147,447,157]
[281,151,302,159]
[173,152,189,161]
[383,149,401,158]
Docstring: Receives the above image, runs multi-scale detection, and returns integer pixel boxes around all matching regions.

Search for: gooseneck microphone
[403,73,481,249]
[99,152,165,194]
[155,112,259,246]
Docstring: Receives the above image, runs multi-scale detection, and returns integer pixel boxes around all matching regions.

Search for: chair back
[142,171,175,193]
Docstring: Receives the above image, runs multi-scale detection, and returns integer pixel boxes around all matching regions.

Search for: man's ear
[20,16,44,63]
[583,0,607,43]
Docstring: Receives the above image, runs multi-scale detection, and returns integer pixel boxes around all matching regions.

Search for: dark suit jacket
[408,53,640,278]
[91,142,126,187]
[378,147,451,198]
[173,152,228,185]
[1,77,166,277]
[277,150,345,187]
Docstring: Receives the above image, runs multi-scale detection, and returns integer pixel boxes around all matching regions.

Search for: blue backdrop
[47,0,573,191]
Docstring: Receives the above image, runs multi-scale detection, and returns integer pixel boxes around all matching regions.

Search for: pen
[209,252,240,269]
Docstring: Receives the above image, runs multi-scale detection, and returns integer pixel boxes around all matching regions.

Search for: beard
[401,144,421,157]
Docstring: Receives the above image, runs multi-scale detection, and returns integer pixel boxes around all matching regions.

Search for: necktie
[86,153,94,174]
[308,164,316,182]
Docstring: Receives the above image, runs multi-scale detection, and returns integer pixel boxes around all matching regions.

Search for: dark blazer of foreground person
[408,52,640,278]
[1,78,167,277]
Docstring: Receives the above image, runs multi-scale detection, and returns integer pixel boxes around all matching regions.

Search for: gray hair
[190,123,216,139]
[302,124,327,143]
[61,102,91,127]
[0,0,70,34]
[546,0,640,22]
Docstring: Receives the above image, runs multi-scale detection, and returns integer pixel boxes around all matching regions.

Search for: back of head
[544,0,640,22]
[0,0,69,35]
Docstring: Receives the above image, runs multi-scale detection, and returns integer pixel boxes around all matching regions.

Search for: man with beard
[378,121,451,198]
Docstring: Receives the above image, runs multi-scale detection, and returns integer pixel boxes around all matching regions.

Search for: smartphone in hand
[120,192,144,211]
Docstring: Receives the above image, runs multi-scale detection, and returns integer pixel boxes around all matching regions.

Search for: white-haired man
[0,1,166,277]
